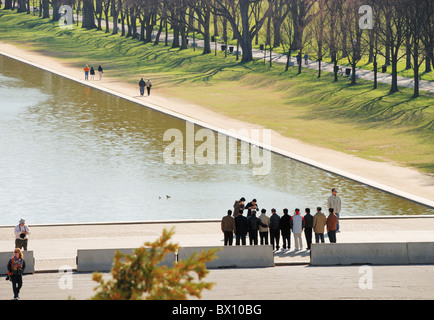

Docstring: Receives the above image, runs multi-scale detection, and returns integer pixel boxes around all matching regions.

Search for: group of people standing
[221,189,342,251]
[83,64,104,80]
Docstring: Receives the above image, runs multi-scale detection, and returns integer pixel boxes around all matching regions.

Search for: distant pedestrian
[90,66,95,80]
[304,53,309,65]
[139,78,146,96]
[233,197,246,218]
[146,79,152,96]
[280,208,292,251]
[313,207,327,243]
[234,210,248,245]
[304,208,313,250]
[98,65,103,80]
[327,188,341,232]
[269,208,280,251]
[14,219,30,251]
[221,210,235,246]
[7,248,26,300]
[83,65,90,80]
[245,198,259,217]
[258,208,270,245]
[291,209,304,250]
[296,53,301,65]
[247,211,261,245]
[327,208,338,243]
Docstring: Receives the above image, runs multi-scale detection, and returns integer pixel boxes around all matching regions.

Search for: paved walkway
[1,217,434,300]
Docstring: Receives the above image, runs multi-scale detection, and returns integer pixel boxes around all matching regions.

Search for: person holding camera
[14,219,30,251]
[7,248,26,300]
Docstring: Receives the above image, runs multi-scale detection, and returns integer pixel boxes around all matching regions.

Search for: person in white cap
[14,219,30,251]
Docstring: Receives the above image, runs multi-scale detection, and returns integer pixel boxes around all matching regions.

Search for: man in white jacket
[14,219,30,251]
[291,209,305,250]
[327,188,342,232]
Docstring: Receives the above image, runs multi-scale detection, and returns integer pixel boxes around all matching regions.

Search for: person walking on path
[234,210,248,246]
[233,197,246,218]
[327,208,338,243]
[14,219,30,251]
[313,207,327,243]
[258,208,270,245]
[280,208,292,251]
[90,66,95,80]
[98,65,103,80]
[247,211,261,245]
[221,210,235,246]
[304,53,309,65]
[139,78,146,96]
[304,208,313,250]
[7,248,26,300]
[83,65,90,80]
[269,208,281,251]
[291,209,305,250]
[327,188,342,232]
[146,79,152,96]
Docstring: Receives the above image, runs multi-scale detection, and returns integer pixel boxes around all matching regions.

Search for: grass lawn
[1,11,433,174]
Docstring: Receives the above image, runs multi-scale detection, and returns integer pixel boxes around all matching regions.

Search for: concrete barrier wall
[178,245,274,269]
[77,248,176,272]
[310,242,434,266]
[0,251,35,275]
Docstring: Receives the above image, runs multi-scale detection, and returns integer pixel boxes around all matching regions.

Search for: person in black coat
[304,208,313,250]
[247,211,261,245]
[269,208,281,251]
[280,208,292,250]
[234,210,248,245]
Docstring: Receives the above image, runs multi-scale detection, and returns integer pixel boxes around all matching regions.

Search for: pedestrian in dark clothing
[98,65,103,80]
[304,208,313,250]
[327,208,338,243]
[247,211,261,245]
[90,66,95,80]
[269,208,280,251]
[279,208,292,250]
[139,78,146,96]
[259,208,270,245]
[234,210,248,245]
[245,199,259,217]
[221,210,235,246]
[7,248,26,300]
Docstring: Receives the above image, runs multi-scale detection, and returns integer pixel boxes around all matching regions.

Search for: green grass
[1,11,433,174]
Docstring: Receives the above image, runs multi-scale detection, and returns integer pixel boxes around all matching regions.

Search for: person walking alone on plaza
[313,207,327,243]
[7,248,26,300]
[146,78,152,96]
[327,208,338,243]
[304,208,313,250]
[258,208,270,245]
[280,208,292,251]
[291,209,305,250]
[14,219,30,251]
[234,210,248,245]
[221,210,235,246]
[327,188,342,232]
[269,208,281,251]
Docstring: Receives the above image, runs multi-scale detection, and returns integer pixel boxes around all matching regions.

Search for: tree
[91,228,219,300]
[213,0,274,63]
[82,0,97,29]
[308,0,326,78]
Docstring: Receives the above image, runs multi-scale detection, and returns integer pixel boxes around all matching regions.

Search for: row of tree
[2,0,433,97]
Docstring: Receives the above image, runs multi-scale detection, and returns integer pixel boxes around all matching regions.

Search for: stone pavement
[1,216,434,300]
